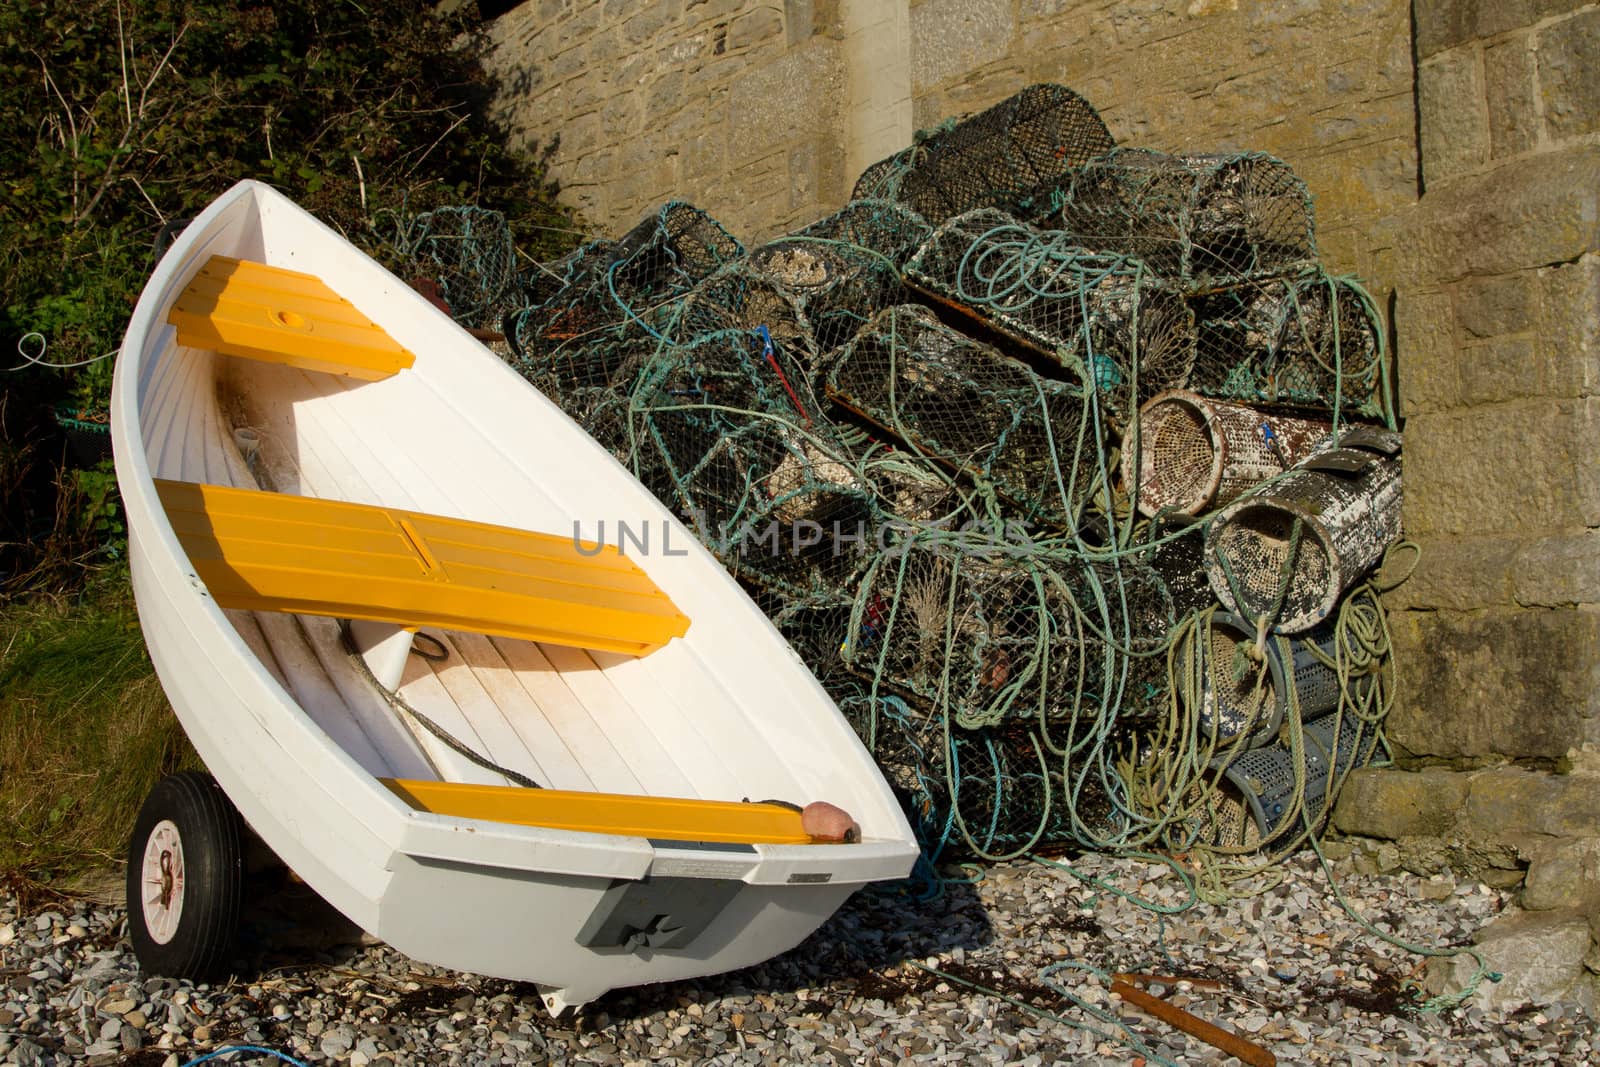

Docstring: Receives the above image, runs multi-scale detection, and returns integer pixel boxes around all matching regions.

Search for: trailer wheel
[126,772,243,979]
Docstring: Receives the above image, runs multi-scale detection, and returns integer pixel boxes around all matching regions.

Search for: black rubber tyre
[125,771,243,979]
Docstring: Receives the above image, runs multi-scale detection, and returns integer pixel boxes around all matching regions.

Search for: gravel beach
[1,852,1594,1066]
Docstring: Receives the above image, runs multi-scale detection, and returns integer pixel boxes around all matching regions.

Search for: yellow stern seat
[168,256,415,380]
[156,480,689,656]
[381,779,816,845]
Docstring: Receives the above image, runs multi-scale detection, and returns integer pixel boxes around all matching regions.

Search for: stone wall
[484,0,1417,291]
[483,0,848,240]
[1332,0,1600,1014]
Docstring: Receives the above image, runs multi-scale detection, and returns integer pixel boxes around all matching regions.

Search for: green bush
[0,0,578,592]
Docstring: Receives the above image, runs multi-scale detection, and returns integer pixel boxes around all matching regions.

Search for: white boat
[111,180,918,1012]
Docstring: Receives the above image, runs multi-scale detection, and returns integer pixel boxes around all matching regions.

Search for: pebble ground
[1,852,1594,1066]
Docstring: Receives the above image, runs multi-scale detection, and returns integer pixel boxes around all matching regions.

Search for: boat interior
[137,248,857,842]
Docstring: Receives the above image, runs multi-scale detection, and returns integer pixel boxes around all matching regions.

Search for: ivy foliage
[0,0,576,591]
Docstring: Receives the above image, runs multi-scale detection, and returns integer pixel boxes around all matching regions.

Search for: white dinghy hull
[113,181,918,1011]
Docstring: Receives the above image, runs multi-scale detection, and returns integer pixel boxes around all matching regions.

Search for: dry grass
[0,583,197,888]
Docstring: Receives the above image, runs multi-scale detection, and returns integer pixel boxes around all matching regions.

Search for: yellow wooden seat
[156,480,689,656]
[381,779,817,845]
[167,256,415,380]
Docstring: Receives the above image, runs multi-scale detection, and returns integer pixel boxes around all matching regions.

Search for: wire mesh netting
[1206,427,1403,634]
[626,328,876,602]
[467,84,1406,886]
[748,199,934,357]
[373,205,518,330]
[826,305,1096,530]
[1122,390,1332,518]
[1188,269,1388,418]
[852,84,1116,226]
[840,540,1175,731]
[1059,148,1318,292]
[903,208,1197,414]
[504,201,743,359]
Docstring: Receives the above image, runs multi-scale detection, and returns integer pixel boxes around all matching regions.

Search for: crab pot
[750,200,934,354]
[1121,390,1331,517]
[828,305,1093,529]
[1205,427,1402,634]
[851,84,1114,225]
[1060,148,1317,291]
[843,544,1172,726]
[657,266,825,399]
[398,206,517,330]
[1141,517,1216,620]
[508,335,647,400]
[904,209,1196,413]
[506,201,743,357]
[861,459,963,526]
[1184,612,1379,749]
[653,418,876,603]
[1188,271,1387,420]
[1207,712,1379,850]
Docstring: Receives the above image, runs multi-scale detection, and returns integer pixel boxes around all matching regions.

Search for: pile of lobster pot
[471,83,1403,863]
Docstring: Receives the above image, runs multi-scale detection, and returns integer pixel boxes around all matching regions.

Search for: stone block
[1396,144,1600,284]
[1454,272,1537,339]
[1402,400,1599,537]
[1538,8,1600,141]
[599,92,644,136]
[1537,253,1600,398]
[783,0,818,45]
[1484,35,1539,158]
[1427,908,1593,1013]
[1331,767,1472,839]
[622,1,685,46]
[1583,397,1600,527]
[1463,765,1600,837]
[646,70,687,117]
[1458,336,1542,405]
[909,0,1015,92]
[1416,0,1593,59]
[1522,837,1600,911]
[1394,285,1459,416]
[1387,608,1600,759]
[1380,534,1516,612]
[727,6,783,51]
[1512,531,1600,607]
[727,44,843,163]
[1419,47,1488,188]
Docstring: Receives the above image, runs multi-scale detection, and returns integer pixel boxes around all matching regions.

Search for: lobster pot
[564,386,642,466]
[507,332,652,400]
[1189,271,1387,419]
[904,209,1196,413]
[656,266,825,404]
[751,200,934,354]
[1121,390,1331,517]
[851,84,1114,224]
[1182,612,1379,749]
[861,458,964,526]
[1207,713,1379,850]
[827,305,1093,529]
[1141,517,1216,619]
[1060,149,1317,291]
[395,206,516,330]
[843,544,1173,727]
[506,201,743,357]
[1205,428,1403,633]
[640,414,877,603]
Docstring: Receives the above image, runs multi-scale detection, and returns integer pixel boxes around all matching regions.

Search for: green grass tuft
[0,585,197,884]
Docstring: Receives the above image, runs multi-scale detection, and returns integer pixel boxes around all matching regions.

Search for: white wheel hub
[140,819,186,945]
